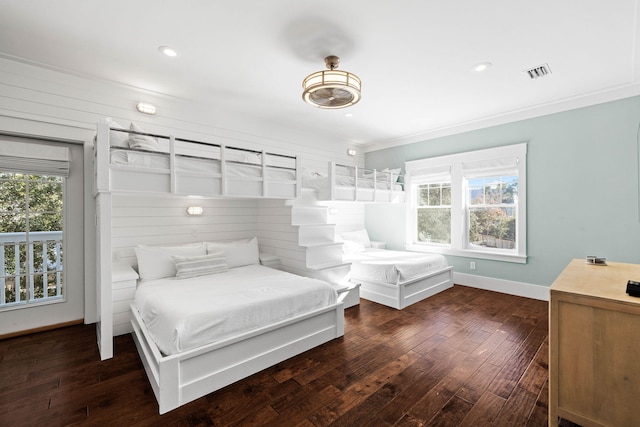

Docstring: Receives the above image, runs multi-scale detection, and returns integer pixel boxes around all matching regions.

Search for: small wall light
[136,102,157,115]
[186,206,204,215]
[347,148,357,156]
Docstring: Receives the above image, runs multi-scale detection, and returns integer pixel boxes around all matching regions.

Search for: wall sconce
[186,206,203,215]
[136,102,157,115]
[347,148,357,156]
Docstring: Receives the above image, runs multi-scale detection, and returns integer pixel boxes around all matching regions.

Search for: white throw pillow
[340,229,371,248]
[241,152,261,164]
[376,168,402,182]
[172,252,228,279]
[129,122,158,151]
[134,243,206,280]
[205,237,260,268]
[108,120,130,148]
[342,240,366,254]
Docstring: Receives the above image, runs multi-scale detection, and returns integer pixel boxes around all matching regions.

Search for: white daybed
[302,162,405,202]
[340,230,453,309]
[128,239,344,414]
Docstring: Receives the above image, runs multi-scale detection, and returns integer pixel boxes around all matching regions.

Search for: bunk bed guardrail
[325,162,405,202]
[94,119,300,199]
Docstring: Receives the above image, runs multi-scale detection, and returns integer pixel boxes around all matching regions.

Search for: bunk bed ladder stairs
[290,204,359,307]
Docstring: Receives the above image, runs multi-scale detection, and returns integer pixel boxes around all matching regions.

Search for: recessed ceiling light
[158,46,178,57]
[473,62,492,72]
[345,113,353,118]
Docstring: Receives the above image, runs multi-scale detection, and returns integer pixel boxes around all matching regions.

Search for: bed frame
[130,296,345,414]
[304,162,406,203]
[354,266,453,309]
[94,119,300,198]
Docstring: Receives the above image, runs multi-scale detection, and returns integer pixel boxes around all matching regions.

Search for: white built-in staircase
[285,200,360,307]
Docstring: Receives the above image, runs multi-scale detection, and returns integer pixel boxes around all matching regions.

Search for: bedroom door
[0,137,84,336]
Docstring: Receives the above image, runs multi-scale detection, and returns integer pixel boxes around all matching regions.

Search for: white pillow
[301,168,325,180]
[129,122,158,151]
[241,152,262,164]
[134,243,206,280]
[108,120,130,148]
[173,252,228,279]
[340,229,371,248]
[205,237,259,268]
[376,168,402,182]
[342,240,366,254]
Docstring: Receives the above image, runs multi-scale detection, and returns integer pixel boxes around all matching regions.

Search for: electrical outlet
[470,261,476,270]
[192,228,198,236]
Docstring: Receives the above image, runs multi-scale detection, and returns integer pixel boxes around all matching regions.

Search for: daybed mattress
[133,264,337,356]
[110,150,296,180]
[344,249,448,284]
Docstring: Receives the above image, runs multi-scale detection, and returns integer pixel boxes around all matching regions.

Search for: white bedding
[110,150,295,180]
[134,264,337,356]
[344,249,448,284]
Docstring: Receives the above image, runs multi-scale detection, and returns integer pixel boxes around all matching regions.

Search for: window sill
[405,244,527,264]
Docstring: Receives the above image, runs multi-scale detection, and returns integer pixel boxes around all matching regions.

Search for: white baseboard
[453,272,550,301]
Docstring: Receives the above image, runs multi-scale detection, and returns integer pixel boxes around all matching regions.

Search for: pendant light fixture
[302,55,361,109]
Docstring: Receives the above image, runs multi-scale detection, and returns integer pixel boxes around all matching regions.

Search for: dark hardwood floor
[0,285,555,426]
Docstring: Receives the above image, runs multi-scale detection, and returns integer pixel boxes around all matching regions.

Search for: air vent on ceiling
[525,63,551,79]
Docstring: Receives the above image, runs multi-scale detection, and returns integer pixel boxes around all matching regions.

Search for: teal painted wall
[365,96,640,286]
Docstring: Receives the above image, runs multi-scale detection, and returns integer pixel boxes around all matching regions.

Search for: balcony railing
[0,231,63,309]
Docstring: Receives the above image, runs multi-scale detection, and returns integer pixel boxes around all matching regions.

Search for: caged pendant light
[302,56,361,109]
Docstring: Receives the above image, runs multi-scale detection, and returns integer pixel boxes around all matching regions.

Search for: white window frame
[405,143,527,263]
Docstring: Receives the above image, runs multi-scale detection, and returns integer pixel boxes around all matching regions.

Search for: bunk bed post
[295,157,301,198]
[353,165,359,201]
[95,191,113,360]
[95,120,110,193]
[261,150,267,197]
[169,135,176,194]
[329,161,336,201]
[372,169,377,202]
[221,145,227,196]
[95,119,114,360]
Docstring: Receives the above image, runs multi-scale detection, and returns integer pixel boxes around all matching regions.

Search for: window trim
[405,143,527,263]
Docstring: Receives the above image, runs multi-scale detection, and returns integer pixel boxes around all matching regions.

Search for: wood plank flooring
[0,285,559,426]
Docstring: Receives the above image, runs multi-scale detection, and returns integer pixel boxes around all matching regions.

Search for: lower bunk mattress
[344,249,449,284]
[134,264,338,356]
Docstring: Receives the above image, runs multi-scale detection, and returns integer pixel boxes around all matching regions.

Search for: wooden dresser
[549,259,640,427]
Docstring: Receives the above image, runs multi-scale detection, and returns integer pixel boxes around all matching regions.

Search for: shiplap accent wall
[111,194,261,268]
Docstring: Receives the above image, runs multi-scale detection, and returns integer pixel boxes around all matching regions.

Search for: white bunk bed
[340,230,453,309]
[95,119,300,198]
[92,119,345,413]
[302,162,405,202]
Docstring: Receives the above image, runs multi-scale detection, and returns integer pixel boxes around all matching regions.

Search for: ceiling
[1,0,639,150]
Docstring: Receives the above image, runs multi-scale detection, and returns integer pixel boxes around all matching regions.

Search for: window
[0,140,69,309]
[0,173,64,308]
[406,143,526,263]
[416,182,451,244]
